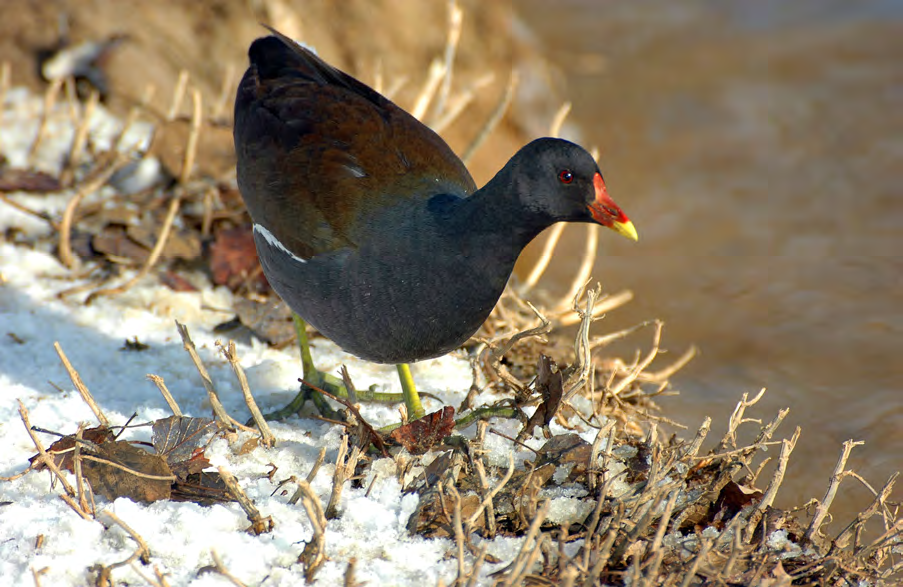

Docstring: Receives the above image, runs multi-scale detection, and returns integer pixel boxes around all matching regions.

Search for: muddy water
[514,0,902,521]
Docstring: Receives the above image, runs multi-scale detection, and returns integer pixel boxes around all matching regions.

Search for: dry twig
[18,401,76,496]
[218,466,273,535]
[53,342,108,426]
[745,426,801,542]
[178,88,203,184]
[146,374,182,417]
[211,64,237,121]
[502,500,549,587]
[28,79,63,164]
[431,0,463,121]
[167,70,189,121]
[411,60,445,121]
[218,341,275,448]
[834,472,899,549]
[61,89,99,186]
[519,224,566,296]
[805,438,865,544]
[462,71,518,165]
[58,152,131,270]
[294,479,328,582]
[466,452,515,529]
[174,321,255,433]
[325,434,362,519]
[558,225,598,312]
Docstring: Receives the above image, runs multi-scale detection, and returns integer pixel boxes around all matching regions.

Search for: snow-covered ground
[0,85,610,586]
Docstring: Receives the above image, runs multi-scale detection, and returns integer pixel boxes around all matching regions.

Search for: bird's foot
[259,367,411,421]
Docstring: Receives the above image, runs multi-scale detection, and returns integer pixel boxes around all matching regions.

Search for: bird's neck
[439,171,552,268]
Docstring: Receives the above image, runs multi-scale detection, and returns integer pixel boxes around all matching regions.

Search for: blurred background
[1,0,900,526]
[514,0,902,528]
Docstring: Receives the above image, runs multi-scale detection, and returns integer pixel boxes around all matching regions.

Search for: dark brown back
[234,32,476,259]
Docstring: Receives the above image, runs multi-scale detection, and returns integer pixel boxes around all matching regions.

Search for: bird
[233,29,637,421]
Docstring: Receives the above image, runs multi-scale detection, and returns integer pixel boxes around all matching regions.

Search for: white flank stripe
[253,224,308,264]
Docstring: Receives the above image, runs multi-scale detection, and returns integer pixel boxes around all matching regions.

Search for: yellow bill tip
[611,219,638,241]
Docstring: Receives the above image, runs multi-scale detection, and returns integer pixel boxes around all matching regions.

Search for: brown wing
[233,31,476,260]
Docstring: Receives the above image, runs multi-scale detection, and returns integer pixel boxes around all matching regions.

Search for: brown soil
[0,0,560,185]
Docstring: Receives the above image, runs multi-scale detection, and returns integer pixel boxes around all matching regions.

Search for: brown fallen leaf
[127,222,200,261]
[226,297,295,347]
[536,434,589,464]
[30,426,115,472]
[709,480,764,528]
[388,406,456,455]
[151,416,216,478]
[408,489,482,539]
[81,440,173,503]
[91,224,150,264]
[149,117,235,180]
[171,471,232,506]
[209,224,269,292]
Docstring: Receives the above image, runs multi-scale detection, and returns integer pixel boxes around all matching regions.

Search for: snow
[0,85,615,585]
[0,241,470,584]
[766,529,804,560]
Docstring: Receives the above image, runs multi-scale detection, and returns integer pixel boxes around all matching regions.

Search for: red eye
[558,170,574,184]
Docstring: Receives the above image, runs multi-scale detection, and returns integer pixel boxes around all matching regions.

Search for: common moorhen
[233,30,637,420]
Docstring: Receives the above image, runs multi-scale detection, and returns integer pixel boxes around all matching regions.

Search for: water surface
[515,0,902,522]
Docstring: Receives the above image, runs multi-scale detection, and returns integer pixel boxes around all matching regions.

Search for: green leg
[261,314,343,420]
[294,313,316,382]
[262,314,426,421]
[397,363,425,420]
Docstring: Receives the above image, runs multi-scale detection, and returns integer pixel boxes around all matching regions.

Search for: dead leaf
[710,480,764,527]
[81,441,173,503]
[171,471,232,505]
[228,297,295,347]
[388,406,456,455]
[30,426,114,472]
[413,491,481,538]
[91,224,150,264]
[209,225,269,292]
[149,117,235,179]
[536,434,591,474]
[127,222,200,261]
[151,416,216,478]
